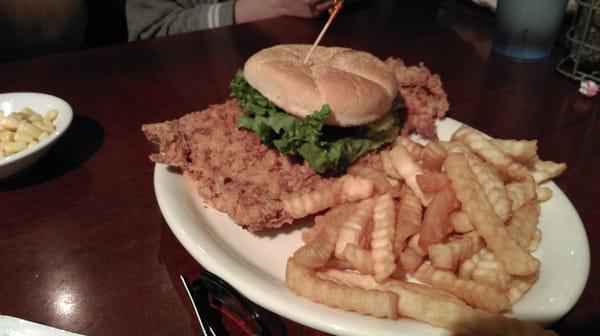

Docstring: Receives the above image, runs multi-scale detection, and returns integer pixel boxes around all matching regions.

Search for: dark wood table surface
[1,1,598,335]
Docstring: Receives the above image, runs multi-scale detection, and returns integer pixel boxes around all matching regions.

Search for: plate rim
[153,117,590,335]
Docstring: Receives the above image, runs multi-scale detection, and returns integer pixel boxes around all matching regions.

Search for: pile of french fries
[282,125,566,335]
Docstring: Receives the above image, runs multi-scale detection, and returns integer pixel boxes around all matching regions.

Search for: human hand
[276,0,333,18]
[235,0,334,24]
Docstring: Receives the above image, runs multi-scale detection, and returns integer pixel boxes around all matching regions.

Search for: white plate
[0,315,82,336]
[153,118,590,336]
[0,92,73,179]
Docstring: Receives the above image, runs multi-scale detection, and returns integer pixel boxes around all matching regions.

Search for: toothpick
[303,0,345,64]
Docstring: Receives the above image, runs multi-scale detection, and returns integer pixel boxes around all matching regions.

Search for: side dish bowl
[0,92,73,179]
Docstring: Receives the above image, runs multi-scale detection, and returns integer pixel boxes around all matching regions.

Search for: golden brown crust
[385,58,449,138]
[142,100,329,231]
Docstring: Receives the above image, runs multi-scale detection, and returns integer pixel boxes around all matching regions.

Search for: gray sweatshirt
[126,0,236,41]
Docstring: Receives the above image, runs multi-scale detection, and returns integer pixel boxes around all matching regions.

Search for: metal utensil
[180,275,213,336]
[181,271,286,336]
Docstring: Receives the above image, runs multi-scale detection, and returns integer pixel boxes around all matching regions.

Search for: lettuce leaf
[231,71,399,174]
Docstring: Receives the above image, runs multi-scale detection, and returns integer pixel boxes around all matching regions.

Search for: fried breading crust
[385,58,449,138]
[142,100,327,231]
[143,59,449,230]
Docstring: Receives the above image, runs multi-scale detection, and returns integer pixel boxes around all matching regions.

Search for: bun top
[243,44,398,127]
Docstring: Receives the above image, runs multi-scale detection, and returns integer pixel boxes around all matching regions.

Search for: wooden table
[1,1,597,335]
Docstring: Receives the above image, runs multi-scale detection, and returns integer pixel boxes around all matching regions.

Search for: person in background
[127,0,333,41]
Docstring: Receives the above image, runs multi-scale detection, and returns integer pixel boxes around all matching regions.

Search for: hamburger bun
[243,44,398,127]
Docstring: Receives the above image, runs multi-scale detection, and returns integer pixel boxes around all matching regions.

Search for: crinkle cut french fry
[303,203,354,243]
[536,186,552,202]
[507,174,537,211]
[444,153,540,276]
[490,139,538,164]
[348,165,393,196]
[283,181,342,218]
[394,188,422,256]
[386,176,401,188]
[528,229,542,252]
[399,246,424,272]
[286,259,399,319]
[507,273,539,304]
[293,221,339,268]
[335,199,374,260]
[340,175,375,202]
[384,280,485,332]
[506,201,541,250]
[386,178,404,199]
[419,186,457,250]
[392,278,468,306]
[459,248,499,278]
[371,193,397,281]
[358,219,373,250]
[458,250,480,279]
[460,248,512,290]
[407,233,427,257]
[452,125,529,180]
[422,140,448,172]
[450,210,474,233]
[319,269,551,336]
[380,150,403,180]
[317,269,467,307]
[415,170,450,194]
[472,249,512,290]
[343,243,373,274]
[466,152,512,222]
[317,268,381,290]
[428,231,483,271]
[318,258,354,271]
[441,140,470,154]
[530,159,567,184]
[388,144,431,206]
[415,263,511,314]
[393,135,424,160]
[472,265,512,291]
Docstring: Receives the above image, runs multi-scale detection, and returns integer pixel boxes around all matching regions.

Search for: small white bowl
[0,92,73,180]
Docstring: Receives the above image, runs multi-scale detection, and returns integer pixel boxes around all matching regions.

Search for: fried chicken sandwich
[143,44,448,231]
[232,44,404,174]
